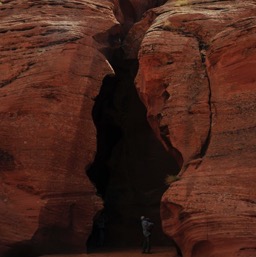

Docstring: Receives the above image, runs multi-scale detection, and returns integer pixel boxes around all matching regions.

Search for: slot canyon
[86,50,181,250]
[0,1,255,257]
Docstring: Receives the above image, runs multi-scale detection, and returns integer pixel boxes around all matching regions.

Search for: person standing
[141,216,154,254]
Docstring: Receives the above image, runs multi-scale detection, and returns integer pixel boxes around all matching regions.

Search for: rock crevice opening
[86,0,182,251]
[86,48,181,250]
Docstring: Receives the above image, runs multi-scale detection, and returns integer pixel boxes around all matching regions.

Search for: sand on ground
[41,247,179,257]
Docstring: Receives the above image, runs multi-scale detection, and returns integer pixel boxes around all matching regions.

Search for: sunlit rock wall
[1,0,256,256]
[134,1,256,257]
[0,0,119,254]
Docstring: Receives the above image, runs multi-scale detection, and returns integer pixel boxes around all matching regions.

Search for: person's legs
[146,235,151,253]
[142,235,152,253]
[142,236,147,253]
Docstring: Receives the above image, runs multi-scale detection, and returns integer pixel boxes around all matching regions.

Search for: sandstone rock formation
[133,1,256,256]
[1,0,256,256]
[0,0,119,255]
[0,0,170,255]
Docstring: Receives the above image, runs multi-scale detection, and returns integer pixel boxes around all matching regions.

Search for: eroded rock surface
[1,0,256,256]
[0,0,119,255]
[133,1,256,256]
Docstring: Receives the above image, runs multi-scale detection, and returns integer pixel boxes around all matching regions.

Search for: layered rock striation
[1,0,256,257]
[0,0,119,255]
[0,0,170,255]
[132,1,256,256]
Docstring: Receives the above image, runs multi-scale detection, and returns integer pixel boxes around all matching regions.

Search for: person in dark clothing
[141,216,154,254]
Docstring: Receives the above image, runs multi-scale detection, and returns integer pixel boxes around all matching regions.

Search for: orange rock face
[0,0,119,255]
[134,1,256,257]
[1,0,256,256]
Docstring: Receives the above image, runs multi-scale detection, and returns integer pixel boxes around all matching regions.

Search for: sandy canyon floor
[41,247,179,257]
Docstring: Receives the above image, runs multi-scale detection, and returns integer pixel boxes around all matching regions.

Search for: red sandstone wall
[134,1,256,257]
[0,0,118,254]
[1,0,256,256]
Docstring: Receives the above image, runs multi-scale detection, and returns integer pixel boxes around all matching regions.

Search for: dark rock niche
[86,49,181,251]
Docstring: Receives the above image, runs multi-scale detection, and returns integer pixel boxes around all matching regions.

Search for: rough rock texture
[133,1,256,257]
[0,0,119,255]
[1,0,256,256]
[0,0,173,255]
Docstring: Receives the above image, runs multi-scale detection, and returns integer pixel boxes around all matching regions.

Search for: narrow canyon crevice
[86,48,181,251]
[86,1,182,251]
[161,24,213,165]
[198,40,213,158]
[2,1,256,257]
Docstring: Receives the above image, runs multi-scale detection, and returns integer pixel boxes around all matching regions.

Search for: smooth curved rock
[135,1,256,256]
[0,0,118,254]
[0,0,168,254]
[1,0,256,256]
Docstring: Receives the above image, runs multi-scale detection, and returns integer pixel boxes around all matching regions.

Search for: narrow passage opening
[86,49,182,252]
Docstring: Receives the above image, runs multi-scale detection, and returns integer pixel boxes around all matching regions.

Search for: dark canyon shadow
[86,49,182,252]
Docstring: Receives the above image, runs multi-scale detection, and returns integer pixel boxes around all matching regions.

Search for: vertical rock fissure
[200,70,212,158]
[86,0,181,252]
[198,40,213,158]
[86,49,181,250]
